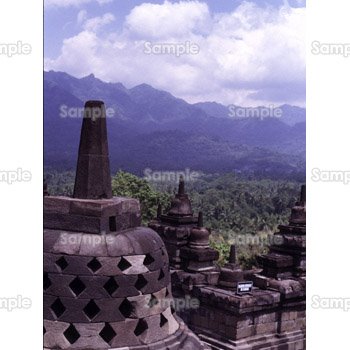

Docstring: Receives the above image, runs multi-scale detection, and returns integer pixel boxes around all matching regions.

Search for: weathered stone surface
[44,320,71,349]
[254,311,278,324]
[121,255,149,275]
[71,323,106,349]
[44,197,71,214]
[44,213,110,234]
[257,253,294,269]
[180,247,219,262]
[109,319,142,347]
[79,234,108,256]
[91,256,121,276]
[127,288,168,318]
[269,279,305,299]
[106,228,164,256]
[52,232,83,255]
[255,321,278,335]
[143,249,166,272]
[137,268,171,294]
[44,196,141,234]
[44,230,61,253]
[44,319,205,350]
[73,101,112,200]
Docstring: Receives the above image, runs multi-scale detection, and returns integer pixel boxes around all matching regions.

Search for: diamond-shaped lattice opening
[135,275,148,290]
[43,327,46,335]
[55,257,68,271]
[104,277,119,296]
[119,299,133,318]
[63,324,80,344]
[165,288,170,297]
[87,258,102,273]
[158,269,165,281]
[143,254,155,266]
[171,306,176,315]
[148,294,158,308]
[83,300,101,320]
[118,257,132,271]
[134,319,148,337]
[44,273,52,291]
[69,277,86,297]
[160,314,168,328]
[99,323,117,344]
[51,298,66,319]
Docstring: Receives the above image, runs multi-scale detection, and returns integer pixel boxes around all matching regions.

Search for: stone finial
[178,175,185,195]
[189,213,210,250]
[198,211,204,228]
[228,245,236,265]
[168,177,193,216]
[73,100,113,200]
[218,243,243,288]
[157,203,162,218]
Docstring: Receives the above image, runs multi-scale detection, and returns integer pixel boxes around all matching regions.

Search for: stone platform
[44,196,141,234]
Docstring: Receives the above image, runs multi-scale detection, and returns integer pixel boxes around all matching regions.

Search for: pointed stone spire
[228,245,236,265]
[189,212,210,250]
[218,243,243,287]
[73,100,113,200]
[178,175,185,195]
[157,203,163,218]
[198,211,204,228]
[168,176,193,216]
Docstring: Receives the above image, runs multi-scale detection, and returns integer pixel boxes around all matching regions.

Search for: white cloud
[80,12,115,32]
[77,10,88,25]
[45,0,113,9]
[125,0,211,39]
[45,1,305,106]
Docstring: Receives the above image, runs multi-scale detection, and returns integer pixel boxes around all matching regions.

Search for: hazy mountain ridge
[44,71,305,179]
[194,102,306,126]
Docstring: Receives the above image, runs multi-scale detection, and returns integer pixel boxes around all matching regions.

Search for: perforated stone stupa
[43,101,208,349]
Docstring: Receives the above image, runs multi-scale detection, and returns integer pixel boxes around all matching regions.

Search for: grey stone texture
[44,100,207,350]
[150,183,306,350]
[45,99,305,350]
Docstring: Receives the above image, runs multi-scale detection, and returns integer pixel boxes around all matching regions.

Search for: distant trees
[45,169,302,268]
[111,171,171,224]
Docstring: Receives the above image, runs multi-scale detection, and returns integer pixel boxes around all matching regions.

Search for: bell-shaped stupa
[43,101,208,349]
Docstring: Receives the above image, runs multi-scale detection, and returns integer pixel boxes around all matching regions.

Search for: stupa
[43,101,208,349]
[150,181,306,349]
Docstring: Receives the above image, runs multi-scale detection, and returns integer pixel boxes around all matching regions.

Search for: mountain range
[44,71,306,179]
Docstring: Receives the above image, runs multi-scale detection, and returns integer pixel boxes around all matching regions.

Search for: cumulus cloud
[79,12,115,32]
[125,0,211,39]
[45,0,113,9]
[45,1,305,106]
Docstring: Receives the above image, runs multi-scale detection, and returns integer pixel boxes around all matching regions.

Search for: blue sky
[44,0,306,106]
